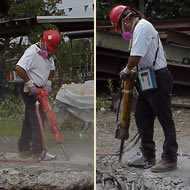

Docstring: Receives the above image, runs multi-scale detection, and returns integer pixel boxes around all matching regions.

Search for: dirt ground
[96,96,190,190]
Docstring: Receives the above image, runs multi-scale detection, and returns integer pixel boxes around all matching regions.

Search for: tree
[56,38,94,85]
[8,0,58,17]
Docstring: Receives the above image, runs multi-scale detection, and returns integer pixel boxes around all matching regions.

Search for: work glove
[120,66,131,80]
[24,80,38,95]
[115,125,129,140]
[44,80,52,94]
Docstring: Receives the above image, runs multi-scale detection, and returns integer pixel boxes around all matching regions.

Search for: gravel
[96,97,190,189]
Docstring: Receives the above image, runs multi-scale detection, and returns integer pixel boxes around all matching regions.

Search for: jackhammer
[36,88,63,142]
[35,88,68,160]
[115,72,136,162]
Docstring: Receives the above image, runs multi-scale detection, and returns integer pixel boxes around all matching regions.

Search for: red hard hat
[42,29,61,54]
[109,5,128,31]
[109,5,143,31]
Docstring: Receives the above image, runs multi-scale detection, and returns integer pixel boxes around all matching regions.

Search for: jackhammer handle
[115,125,129,140]
[119,139,125,162]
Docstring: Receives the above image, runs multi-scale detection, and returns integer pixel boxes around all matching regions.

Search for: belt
[155,67,168,73]
[34,84,43,88]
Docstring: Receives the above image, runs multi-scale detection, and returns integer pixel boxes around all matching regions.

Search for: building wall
[56,0,93,17]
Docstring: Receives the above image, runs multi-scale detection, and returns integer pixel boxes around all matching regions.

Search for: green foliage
[107,79,114,95]
[0,95,24,119]
[96,97,111,111]
[2,41,28,72]
[8,0,45,17]
[8,0,58,17]
[56,39,93,84]
[0,120,21,137]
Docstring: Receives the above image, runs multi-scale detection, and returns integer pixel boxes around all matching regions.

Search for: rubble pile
[0,167,93,190]
[97,101,190,190]
[96,155,189,190]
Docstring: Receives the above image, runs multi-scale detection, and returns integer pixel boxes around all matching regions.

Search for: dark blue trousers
[18,89,43,154]
[135,68,178,162]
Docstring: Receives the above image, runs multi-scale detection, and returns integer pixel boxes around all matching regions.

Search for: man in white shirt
[109,5,178,172]
[15,29,61,160]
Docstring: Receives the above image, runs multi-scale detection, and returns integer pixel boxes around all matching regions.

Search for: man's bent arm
[15,65,30,82]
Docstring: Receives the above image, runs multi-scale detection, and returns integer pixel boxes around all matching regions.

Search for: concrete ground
[0,122,94,190]
[96,96,190,189]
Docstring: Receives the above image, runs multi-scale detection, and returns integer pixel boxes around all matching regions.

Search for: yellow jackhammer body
[115,74,136,162]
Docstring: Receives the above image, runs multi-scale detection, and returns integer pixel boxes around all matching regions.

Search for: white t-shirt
[130,19,167,71]
[16,44,55,87]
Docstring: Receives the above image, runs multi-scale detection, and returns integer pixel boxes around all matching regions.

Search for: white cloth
[55,80,94,123]
[16,44,55,87]
[130,19,167,71]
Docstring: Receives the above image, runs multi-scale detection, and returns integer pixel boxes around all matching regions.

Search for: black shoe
[143,159,156,169]
[127,154,155,169]
[151,160,177,173]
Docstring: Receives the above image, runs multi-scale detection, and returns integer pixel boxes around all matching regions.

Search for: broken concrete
[97,152,190,190]
[0,127,94,190]
[96,98,190,189]
[0,166,93,190]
